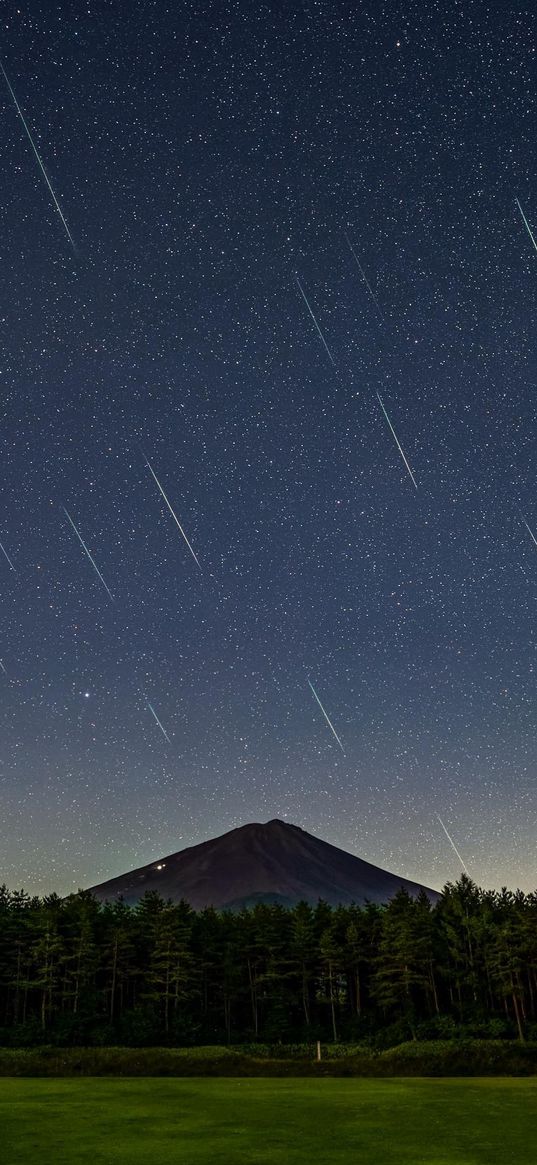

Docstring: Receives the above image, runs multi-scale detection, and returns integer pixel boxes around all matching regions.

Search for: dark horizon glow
[0,0,536,899]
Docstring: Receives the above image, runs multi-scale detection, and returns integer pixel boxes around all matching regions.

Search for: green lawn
[2,1078,536,1164]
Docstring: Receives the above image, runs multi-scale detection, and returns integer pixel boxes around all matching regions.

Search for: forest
[0,876,534,1048]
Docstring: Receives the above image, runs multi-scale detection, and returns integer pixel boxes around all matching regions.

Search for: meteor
[435,813,470,876]
[515,197,537,256]
[344,231,384,321]
[146,700,171,743]
[0,60,76,254]
[307,679,345,754]
[62,507,114,602]
[520,513,537,549]
[295,275,337,368]
[376,391,418,490]
[0,540,16,571]
[0,660,6,674]
[144,456,202,571]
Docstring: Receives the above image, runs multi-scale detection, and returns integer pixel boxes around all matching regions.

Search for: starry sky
[1,0,536,897]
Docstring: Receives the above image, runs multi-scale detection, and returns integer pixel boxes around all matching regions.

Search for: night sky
[1,0,536,897]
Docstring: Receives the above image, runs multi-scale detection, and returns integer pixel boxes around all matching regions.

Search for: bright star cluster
[0,0,536,896]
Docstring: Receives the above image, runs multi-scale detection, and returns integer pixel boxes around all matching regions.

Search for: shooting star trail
[435,814,470,876]
[295,275,337,369]
[376,392,418,490]
[0,661,6,674]
[344,231,384,321]
[62,507,114,602]
[0,61,76,254]
[0,540,16,571]
[307,679,345,754]
[146,700,171,743]
[520,514,537,549]
[515,197,537,256]
[144,457,202,571]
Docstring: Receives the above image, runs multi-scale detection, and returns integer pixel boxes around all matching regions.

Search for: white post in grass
[316,1040,321,1062]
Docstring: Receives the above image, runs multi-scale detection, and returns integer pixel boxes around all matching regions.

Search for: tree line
[0,875,535,1047]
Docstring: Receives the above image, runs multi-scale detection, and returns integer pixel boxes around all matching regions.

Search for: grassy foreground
[2,1078,537,1165]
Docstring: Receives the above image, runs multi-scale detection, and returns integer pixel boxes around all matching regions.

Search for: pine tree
[144,902,197,1036]
[290,901,316,1028]
[319,925,344,1042]
[371,890,432,1037]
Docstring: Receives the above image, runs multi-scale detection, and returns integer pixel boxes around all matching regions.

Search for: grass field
[2,1078,536,1164]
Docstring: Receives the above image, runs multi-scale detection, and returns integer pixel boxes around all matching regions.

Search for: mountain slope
[87,819,440,908]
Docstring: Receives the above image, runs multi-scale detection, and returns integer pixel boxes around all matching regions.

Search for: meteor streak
[307,679,345,754]
[146,700,171,743]
[376,392,418,490]
[435,813,470,876]
[295,275,337,368]
[344,231,384,321]
[0,60,76,254]
[0,660,6,674]
[515,197,537,256]
[144,457,202,570]
[520,513,537,549]
[0,540,16,571]
[62,507,114,601]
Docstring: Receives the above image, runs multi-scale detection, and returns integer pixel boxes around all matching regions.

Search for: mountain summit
[88,819,439,909]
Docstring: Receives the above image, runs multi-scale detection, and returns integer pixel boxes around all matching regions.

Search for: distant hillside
[88,819,439,908]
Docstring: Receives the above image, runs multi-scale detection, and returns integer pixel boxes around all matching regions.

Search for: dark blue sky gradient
[1,0,536,894]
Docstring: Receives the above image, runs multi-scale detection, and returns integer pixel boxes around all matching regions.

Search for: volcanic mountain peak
[88,819,439,910]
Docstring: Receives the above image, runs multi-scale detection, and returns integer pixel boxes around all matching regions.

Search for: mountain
[87,819,440,909]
